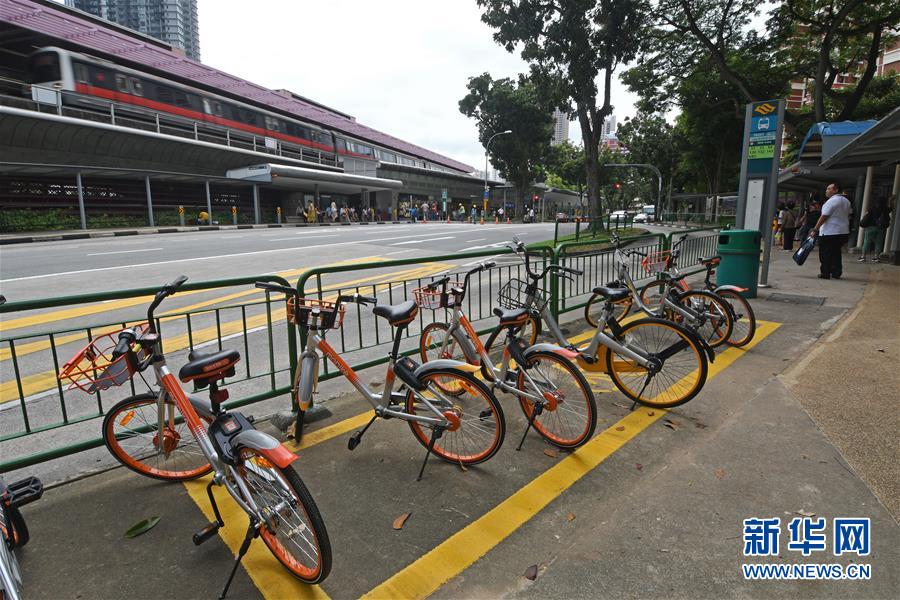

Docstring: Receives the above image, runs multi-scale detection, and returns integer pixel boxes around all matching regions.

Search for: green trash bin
[716,229,761,298]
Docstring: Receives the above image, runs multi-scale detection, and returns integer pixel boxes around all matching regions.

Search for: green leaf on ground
[125,516,161,539]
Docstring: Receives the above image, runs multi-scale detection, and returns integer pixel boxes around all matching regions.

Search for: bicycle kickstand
[516,402,543,451]
[219,519,259,600]
[416,426,444,481]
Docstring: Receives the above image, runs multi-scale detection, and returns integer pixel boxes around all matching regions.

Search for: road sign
[441,188,448,201]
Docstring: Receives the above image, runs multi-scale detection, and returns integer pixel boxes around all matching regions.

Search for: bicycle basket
[497,279,547,311]
[412,281,464,310]
[58,324,150,393]
[287,296,346,330]
[641,251,672,274]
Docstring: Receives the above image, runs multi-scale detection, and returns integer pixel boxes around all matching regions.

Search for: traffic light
[533,194,540,202]
[613,182,621,190]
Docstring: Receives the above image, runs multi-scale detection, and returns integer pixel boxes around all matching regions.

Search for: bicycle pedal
[348,433,362,451]
[193,521,222,546]
[8,476,43,508]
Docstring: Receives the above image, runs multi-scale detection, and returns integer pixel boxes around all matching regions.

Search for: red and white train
[26,47,451,171]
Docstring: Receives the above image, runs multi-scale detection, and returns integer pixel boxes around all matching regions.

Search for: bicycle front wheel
[606,318,708,408]
[406,369,505,465]
[517,350,597,449]
[235,448,331,584]
[675,290,733,348]
[716,289,757,347]
[103,393,213,481]
[584,293,632,329]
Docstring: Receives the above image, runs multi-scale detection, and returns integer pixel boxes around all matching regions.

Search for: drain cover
[766,293,826,305]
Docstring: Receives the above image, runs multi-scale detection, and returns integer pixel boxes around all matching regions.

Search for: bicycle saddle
[179,349,240,383]
[373,300,418,326]
[591,286,631,302]
[492,307,529,326]
[698,255,721,266]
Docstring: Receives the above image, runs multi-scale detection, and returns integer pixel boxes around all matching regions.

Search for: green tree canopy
[459,73,554,211]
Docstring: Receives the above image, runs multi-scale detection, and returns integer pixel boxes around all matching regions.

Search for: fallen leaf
[647,411,655,416]
[876,348,885,353]
[714,468,726,480]
[125,516,160,539]
[566,513,576,522]
[662,419,680,430]
[635,463,643,471]
[543,449,558,458]
[286,421,297,440]
[392,512,411,530]
[694,422,708,429]
[457,461,467,472]
[612,402,631,409]
[524,564,538,581]
[658,548,670,553]
[794,509,816,518]
[615,426,625,431]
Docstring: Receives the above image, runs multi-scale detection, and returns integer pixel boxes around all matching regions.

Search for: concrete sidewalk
[9,245,899,599]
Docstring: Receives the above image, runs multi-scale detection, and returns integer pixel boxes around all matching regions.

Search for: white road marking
[0,231,463,282]
[86,248,163,256]
[465,238,486,243]
[269,234,339,242]
[390,236,455,246]
[384,250,415,255]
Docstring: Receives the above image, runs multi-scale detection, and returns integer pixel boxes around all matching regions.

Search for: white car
[633,213,649,223]
[609,211,629,222]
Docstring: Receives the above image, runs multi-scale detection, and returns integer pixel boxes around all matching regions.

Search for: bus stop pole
[75,172,87,230]
[757,101,785,288]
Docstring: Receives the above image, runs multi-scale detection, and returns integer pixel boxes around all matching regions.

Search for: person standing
[798,201,820,241]
[781,202,798,251]
[811,183,851,279]
[858,195,891,263]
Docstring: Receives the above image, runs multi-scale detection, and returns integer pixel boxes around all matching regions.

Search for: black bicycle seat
[592,286,631,302]
[492,307,528,326]
[373,300,418,326]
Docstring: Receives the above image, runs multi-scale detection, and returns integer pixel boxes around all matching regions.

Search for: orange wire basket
[58,324,150,393]
[641,251,673,275]
[412,281,464,310]
[287,296,346,330]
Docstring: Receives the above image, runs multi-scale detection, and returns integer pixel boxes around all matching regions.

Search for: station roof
[820,106,900,170]
[226,164,403,195]
[796,120,878,163]
[1,0,475,174]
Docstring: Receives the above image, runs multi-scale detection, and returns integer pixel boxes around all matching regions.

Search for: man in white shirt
[811,182,851,279]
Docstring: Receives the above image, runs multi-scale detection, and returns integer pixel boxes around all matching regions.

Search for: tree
[544,141,587,193]
[477,0,648,228]
[459,73,555,214]
[615,112,678,210]
[631,0,899,125]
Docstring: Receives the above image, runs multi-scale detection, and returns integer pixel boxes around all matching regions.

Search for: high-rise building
[65,0,200,60]
[601,115,616,138]
[551,109,569,145]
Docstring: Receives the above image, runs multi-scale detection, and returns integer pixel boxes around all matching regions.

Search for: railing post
[75,172,87,230]
[226,129,231,146]
[550,244,561,319]
[155,113,160,133]
[554,219,559,245]
[193,122,199,140]
[575,219,581,241]
[110,103,116,125]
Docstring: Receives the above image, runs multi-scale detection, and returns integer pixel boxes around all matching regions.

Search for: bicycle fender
[232,430,296,468]
[713,284,747,294]
[524,343,579,361]
[297,353,318,411]
[414,359,480,379]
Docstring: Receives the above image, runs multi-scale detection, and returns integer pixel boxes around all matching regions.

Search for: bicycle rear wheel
[406,369,505,465]
[716,289,756,347]
[517,350,597,449]
[235,447,331,584]
[103,393,212,481]
[606,318,708,408]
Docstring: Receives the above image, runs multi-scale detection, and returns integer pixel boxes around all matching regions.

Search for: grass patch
[529,227,648,250]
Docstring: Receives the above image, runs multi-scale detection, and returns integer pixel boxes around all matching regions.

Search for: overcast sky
[196,0,639,171]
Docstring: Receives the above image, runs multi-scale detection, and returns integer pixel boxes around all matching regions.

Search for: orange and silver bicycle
[59,277,331,597]
[417,262,597,451]
[255,281,506,481]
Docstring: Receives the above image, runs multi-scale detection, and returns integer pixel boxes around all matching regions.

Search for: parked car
[633,213,648,223]
[609,210,629,223]
[555,212,569,222]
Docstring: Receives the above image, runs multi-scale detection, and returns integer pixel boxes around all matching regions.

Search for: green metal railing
[0,228,722,472]
[0,274,296,472]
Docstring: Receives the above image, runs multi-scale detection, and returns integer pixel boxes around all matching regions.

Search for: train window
[264,116,281,132]
[27,52,61,83]
[213,102,224,116]
[173,90,189,106]
[130,78,144,97]
[399,156,416,166]
[203,98,213,114]
[335,138,347,152]
[115,74,129,94]
[316,131,333,147]
[157,86,173,103]
[377,149,397,163]
[74,64,90,84]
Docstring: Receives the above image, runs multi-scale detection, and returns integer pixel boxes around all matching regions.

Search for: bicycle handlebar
[338,293,377,306]
[111,327,138,360]
[255,281,297,296]
[147,275,189,334]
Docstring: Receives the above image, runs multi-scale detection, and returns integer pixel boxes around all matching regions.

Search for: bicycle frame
[297,331,458,428]
[433,308,555,404]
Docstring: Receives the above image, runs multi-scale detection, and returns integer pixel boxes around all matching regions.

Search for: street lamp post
[484,130,512,224]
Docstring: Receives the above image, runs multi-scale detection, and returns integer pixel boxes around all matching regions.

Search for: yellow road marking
[362,320,780,599]
[183,475,331,600]
[284,412,375,453]
[0,263,449,404]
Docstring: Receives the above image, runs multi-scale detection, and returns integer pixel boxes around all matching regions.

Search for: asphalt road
[0,222,559,300]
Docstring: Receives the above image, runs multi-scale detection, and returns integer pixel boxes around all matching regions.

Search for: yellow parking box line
[183,476,331,600]
[362,320,780,600]
[285,412,374,453]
